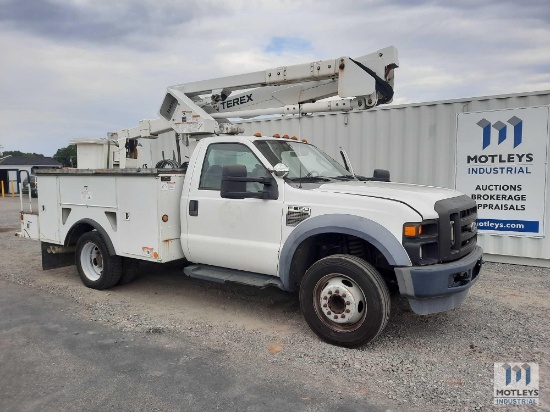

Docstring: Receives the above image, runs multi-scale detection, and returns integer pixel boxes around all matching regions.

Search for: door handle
[189,200,198,216]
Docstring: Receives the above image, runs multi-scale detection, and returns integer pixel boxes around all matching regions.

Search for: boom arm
[111,46,398,149]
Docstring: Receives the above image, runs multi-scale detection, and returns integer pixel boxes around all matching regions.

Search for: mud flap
[41,242,75,270]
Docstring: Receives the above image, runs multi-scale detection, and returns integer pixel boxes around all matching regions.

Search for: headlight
[402,220,439,265]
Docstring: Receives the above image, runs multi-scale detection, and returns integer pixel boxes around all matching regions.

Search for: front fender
[278,214,411,291]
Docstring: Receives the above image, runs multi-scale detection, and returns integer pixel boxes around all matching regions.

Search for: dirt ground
[1,196,549,411]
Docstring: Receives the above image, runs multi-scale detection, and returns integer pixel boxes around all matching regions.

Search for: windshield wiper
[332,175,357,181]
[289,176,332,183]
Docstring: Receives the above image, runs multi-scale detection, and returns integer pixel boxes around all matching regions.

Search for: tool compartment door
[37,175,60,243]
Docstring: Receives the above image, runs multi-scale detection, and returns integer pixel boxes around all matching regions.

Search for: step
[184,264,284,289]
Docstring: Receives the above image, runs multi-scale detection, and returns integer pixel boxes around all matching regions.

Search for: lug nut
[323,296,328,300]
[342,293,346,298]
[346,301,351,305]
[328,290,332,295]
[335,289,339,294]
[345,309,350,313]
[323,304,327,308]
[341,314,345,319]
[333,315,338,319]
[327,311,331,315]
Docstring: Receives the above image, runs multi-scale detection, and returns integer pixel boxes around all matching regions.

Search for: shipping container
[237,90,550,267]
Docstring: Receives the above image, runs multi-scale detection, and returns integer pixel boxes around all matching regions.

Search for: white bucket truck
[19,47,482,347]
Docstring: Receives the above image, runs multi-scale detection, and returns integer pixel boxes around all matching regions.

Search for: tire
[76,231,122,290]
[299,254,390,347]
[118,258,140,285]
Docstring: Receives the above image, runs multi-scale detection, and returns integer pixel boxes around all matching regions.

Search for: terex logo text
[477,116,523,150]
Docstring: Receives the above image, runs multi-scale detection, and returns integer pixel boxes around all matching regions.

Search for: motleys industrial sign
[456,106,549,237]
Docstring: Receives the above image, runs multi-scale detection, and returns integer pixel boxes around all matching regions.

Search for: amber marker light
[404,224,422,237]
[273,133,280,138]
[254,132,262,137]
[282,134,290,139]
[162,214,169,222]
[291,136,298,140]
[302,139,308,143]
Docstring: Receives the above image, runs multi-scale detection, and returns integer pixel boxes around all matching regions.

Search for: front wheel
[76,231,122,290]
[299,254,390,347]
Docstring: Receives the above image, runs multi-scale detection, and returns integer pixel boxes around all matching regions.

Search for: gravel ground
[1,196,549,411]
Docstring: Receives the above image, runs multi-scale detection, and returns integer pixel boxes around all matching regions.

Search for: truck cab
[179,135,482,346]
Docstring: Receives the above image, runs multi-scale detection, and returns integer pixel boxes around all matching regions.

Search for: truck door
[186,142,283,276]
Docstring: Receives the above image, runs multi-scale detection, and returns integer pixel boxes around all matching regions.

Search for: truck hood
[315,181,462,219]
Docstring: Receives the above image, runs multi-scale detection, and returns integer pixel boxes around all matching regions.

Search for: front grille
[435,195,478,263]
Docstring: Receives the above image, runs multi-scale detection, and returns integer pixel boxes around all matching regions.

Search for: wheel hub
[81,242,103,281]
[318,276,365,324]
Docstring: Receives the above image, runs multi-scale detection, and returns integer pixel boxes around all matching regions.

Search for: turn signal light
[404,224,422,237]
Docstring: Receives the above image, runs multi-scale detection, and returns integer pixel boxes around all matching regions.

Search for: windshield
[254,140,350,180]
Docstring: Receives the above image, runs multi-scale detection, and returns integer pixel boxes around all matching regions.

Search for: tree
[53,145,77,167]
[3,150,44,157]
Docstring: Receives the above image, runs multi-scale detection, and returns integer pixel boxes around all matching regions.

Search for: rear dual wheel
[76,231,122,289]
[299,254,390,347]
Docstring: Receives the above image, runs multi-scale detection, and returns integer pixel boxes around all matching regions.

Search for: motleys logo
[477,116,523,149]
[501,363,532,386]
[494,362,539,405]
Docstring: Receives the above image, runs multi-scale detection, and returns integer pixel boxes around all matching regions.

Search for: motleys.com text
[478,221,526,229]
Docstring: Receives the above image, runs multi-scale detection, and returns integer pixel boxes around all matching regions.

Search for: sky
[0,0,549,156]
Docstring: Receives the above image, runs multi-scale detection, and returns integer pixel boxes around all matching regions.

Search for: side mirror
[220,164,278,200]
[272,163,289,178]
[371,169,390,182]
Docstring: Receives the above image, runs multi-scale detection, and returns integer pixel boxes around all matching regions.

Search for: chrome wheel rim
[313,274,367,332]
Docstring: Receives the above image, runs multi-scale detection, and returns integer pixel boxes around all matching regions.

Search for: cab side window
[199,143,268,192]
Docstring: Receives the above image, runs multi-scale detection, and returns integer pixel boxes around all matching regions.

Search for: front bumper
[394,246,483,315]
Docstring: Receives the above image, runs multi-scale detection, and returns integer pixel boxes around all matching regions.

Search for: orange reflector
[162,214,169,222]
[404,226,416,237]
[302,139,308,143]
[153,252,159,259]
[273,133,280,138]
[282,134,289,139]
[254,132,262,137]
[404,225,422,237]
[291,136,298,140]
